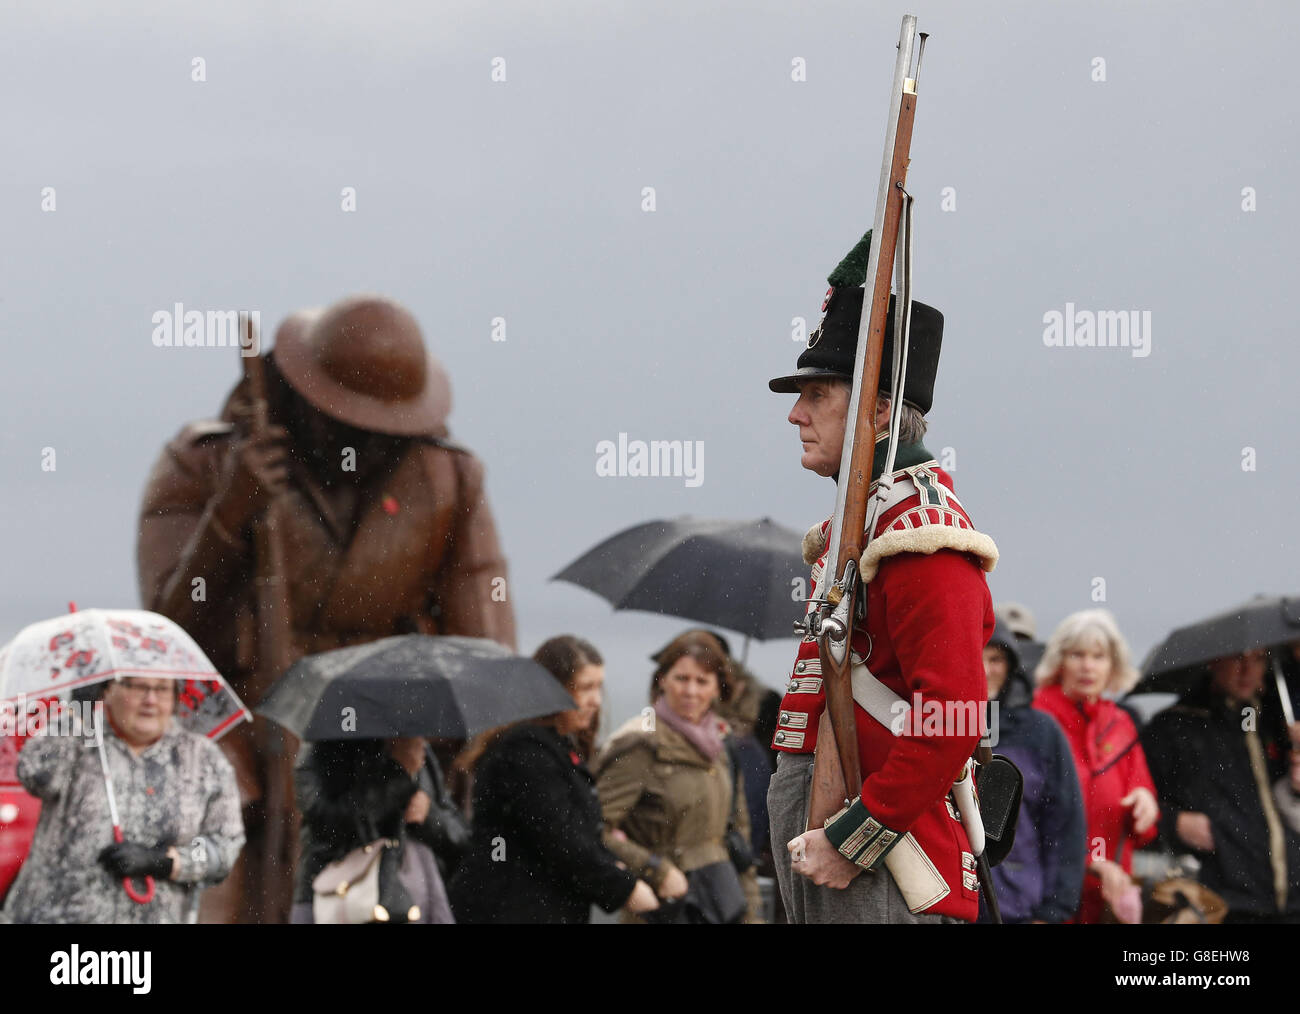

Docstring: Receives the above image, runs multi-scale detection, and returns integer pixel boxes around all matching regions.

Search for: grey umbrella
[551,516,807,647]
[256,635,574,741]
[1137,595,1300,695]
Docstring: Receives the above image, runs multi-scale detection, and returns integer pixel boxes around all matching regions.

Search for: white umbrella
[0,607,249,789]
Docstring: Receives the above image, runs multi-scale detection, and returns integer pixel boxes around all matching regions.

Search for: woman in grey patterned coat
[1,676,244,924]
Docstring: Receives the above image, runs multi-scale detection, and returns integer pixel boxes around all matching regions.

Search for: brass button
[775,732,786,744]
[788,680,799,692]
[780,712,790,724]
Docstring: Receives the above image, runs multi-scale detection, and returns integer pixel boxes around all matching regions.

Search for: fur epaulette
[800,467,999,581]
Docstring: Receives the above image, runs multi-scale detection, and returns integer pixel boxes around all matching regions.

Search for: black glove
[97,840,174,879]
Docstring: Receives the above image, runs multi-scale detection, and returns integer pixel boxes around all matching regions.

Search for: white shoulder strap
[850,658,908,733]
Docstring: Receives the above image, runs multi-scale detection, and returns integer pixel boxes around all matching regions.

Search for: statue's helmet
[271,295,451,436]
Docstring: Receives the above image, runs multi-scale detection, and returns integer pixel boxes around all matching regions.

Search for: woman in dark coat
[448,636,659,924]
[292,737,463,924]
[1141,647,1300,923]
[978,621,1086,923]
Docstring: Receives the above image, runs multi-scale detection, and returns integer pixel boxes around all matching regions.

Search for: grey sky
[2,0,1296,730]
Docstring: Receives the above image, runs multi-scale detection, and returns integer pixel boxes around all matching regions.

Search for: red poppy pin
[569,750,581,766]
[382,495,400,516]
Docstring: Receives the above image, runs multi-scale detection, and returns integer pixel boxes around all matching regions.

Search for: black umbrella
[256,635,574,741]
[1137,595,1300,695]
[551,516,807,646]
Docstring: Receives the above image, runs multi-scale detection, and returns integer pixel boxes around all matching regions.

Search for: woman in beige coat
[593,631,762,923]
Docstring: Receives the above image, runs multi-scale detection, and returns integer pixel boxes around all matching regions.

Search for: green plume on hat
[826,230,872,288]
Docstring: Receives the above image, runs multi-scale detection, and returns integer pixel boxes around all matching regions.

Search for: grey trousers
[768,752,952,925]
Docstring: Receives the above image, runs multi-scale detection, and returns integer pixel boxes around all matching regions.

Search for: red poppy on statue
[382,495,400,516]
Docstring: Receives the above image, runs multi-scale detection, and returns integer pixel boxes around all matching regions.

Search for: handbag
[644,862,747,925]
[312,811,421,924]
[684,861,747,924]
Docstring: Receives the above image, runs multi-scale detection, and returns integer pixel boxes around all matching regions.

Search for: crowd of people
[1,288,1297,927]
[4,606,1296,926]
[982,605,1300,925]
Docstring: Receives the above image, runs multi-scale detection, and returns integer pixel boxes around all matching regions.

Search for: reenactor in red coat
[766,242,999,923]
[136,295,516,922]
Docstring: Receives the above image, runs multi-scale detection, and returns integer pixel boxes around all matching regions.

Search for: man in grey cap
[995,602,1037,642]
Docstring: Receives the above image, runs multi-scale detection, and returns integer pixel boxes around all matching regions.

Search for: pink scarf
[654,696,725,761]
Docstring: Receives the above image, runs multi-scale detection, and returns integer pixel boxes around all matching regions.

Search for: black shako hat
[768,230,944,414]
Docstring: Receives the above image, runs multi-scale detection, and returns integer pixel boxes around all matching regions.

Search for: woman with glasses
[2,677,244,924]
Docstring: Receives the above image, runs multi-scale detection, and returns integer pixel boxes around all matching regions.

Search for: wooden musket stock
[806,35,921,832]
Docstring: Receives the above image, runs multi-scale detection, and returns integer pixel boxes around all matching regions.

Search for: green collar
[832,434,934,485]
[870,432,934,482]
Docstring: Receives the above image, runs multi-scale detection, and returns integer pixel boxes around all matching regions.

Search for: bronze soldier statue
[136,295,517,923]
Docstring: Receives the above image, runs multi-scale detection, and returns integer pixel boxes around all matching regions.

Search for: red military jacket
[774,452,998,921]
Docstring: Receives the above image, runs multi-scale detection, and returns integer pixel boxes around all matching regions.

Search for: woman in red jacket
[1033,609,1159,923]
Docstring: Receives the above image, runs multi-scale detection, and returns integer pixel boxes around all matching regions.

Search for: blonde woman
[1032,609,1159,923]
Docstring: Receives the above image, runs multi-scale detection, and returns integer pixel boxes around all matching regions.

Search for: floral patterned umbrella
[0,607,249,788]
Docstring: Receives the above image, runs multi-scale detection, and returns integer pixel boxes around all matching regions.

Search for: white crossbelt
[846,659,985,911]
[850,660,908,730]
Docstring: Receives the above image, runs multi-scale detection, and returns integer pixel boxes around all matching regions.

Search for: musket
[797,24,1009,921]
[806,15,925,830]
[240,312,297,923]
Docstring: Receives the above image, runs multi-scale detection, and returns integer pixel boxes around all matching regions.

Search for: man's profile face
[788,379,850,477]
